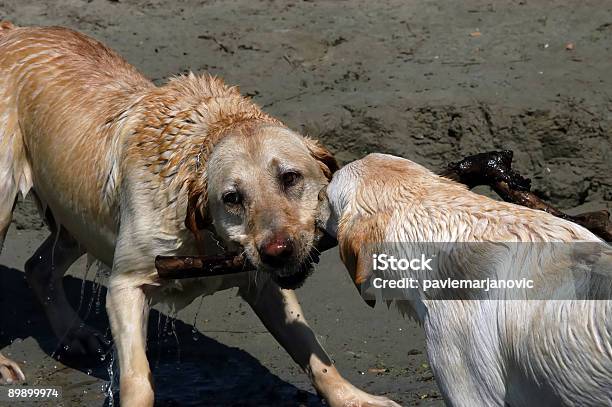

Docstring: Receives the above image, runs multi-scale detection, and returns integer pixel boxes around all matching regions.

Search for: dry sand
[0,0,610,406]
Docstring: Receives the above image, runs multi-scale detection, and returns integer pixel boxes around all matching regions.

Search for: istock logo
[372,253,434,271]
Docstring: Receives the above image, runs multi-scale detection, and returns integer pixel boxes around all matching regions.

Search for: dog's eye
[281,171,302,188]
[222,191,242,205]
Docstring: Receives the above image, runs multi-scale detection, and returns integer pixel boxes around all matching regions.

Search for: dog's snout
[258,233,294,266]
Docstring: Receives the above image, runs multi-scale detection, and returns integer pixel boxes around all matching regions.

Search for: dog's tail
[0,112,31,255]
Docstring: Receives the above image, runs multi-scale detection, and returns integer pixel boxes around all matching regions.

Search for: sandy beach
[0,0,610,405]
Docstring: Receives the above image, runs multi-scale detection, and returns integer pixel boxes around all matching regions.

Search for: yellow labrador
[317,153,611,406]
[0,23,399,407]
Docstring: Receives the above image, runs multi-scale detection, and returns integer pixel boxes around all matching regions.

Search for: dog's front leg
[107,277,153,407]
[239,280,400,407]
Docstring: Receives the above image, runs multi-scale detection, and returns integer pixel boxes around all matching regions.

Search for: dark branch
[155,254,252,280]
[442,150,611,241]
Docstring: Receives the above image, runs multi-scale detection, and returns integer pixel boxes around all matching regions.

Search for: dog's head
[203,124,338,288]
[316,154,423,299]
[316,157,374,290]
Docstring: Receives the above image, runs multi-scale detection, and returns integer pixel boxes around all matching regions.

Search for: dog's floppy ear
[337,213,389,308]
[338,216,375,285]
[304,137,339,181]
[185,180,210,254]
[339,236,375,308]
[340,232,373,286]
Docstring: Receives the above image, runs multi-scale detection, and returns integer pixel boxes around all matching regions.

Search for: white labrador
[317,153,611,407]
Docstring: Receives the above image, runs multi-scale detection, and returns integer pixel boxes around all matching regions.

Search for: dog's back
[0,24,153,255]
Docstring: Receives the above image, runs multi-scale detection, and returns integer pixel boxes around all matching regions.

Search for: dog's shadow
[0,265,322,406]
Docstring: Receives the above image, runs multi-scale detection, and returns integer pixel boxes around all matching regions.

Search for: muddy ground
[0,0,610,406]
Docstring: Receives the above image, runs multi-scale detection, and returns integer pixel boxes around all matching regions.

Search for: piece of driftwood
[156,150,610,280]
[155,253,252,280]
[442,150,611,242]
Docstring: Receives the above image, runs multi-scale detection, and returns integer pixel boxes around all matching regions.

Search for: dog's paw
[324,382,402,407]
[56,324,110,364]
[0,354,26,384]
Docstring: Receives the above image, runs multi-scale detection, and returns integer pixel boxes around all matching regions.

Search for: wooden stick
[442,150,611,241]
[156,150,610,280]
[155,253,253,280]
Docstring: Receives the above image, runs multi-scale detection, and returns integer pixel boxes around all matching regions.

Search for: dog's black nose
[258,233,294,267]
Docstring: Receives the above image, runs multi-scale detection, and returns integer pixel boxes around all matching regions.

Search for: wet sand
[0,0,610,406]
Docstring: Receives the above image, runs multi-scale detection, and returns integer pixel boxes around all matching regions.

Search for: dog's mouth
[265,226,337,289]
[270,247,322,290]
[239,223,335,290]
